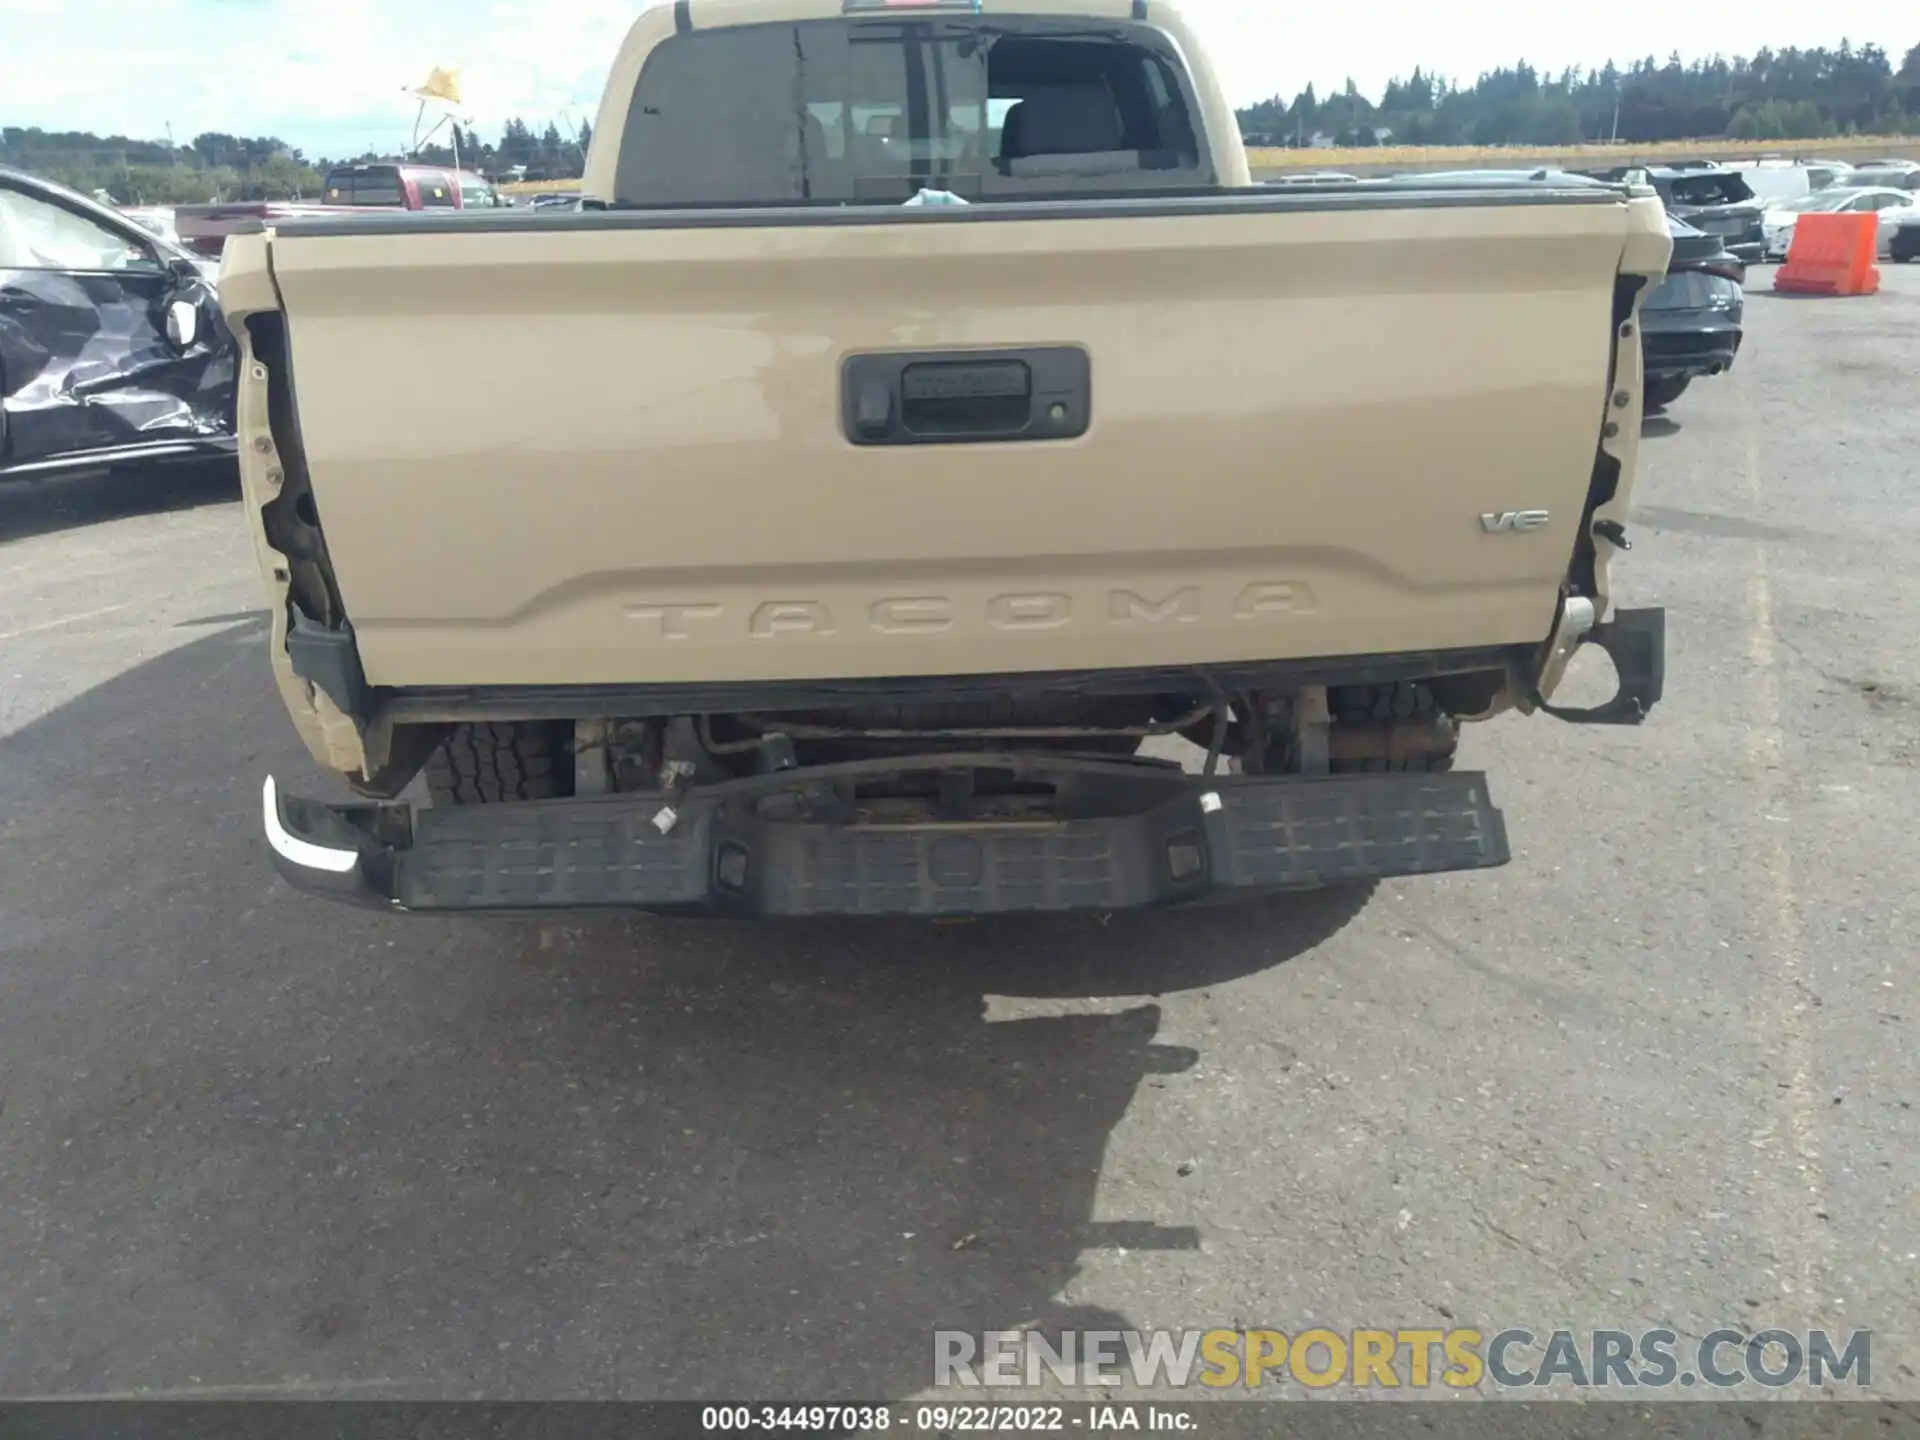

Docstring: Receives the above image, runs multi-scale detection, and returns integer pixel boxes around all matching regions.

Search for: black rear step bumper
[261,765,1511,918]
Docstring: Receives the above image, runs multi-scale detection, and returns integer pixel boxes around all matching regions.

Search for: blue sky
[3,0,1912,158]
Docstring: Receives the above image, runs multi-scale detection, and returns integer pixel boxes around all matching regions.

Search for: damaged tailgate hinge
[1528,602,1667,726]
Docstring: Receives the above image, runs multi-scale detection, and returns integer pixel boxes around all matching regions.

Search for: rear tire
[426,722,570,805]
[1328,681,1457,774]
[1643,375,1692,411]
[1253,682,1458,776]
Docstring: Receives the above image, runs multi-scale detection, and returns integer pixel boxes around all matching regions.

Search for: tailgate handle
[841,347,1090,446]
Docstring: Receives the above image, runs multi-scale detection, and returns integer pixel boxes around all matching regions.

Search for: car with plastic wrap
[1,166,234,483]
[221,0,1673,922]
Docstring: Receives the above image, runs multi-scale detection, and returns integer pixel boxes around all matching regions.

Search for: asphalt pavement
[1,266,1916,1404]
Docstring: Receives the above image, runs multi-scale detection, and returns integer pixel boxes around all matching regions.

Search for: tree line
[414,118,593,182]
[0,117,593,206]
[6,39,1919,205]
[1238,41,1920,147]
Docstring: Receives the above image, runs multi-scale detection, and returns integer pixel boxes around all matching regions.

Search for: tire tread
[426,722,566,805]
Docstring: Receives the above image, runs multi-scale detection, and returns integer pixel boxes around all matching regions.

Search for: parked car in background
[322,163,504,210]
[1,166,234,482]
[1577,165,1767,261]
[172,164,508,260]
[1727,161,1843,207]
[457,173,509,208]
[1264,171,1360,185]
[1761,186,1919,260]
[1402,168,1605,186]
[1889,212,1920,263]
[1640,214,1744,411]
[1850,162,1920,191]
[1643,168,1769,261]
[173,200,361,259]
[1743,154,1853,176]
[120,205,182,247]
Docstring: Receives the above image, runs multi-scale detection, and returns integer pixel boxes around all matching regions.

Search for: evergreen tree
[1237,39,1917,145]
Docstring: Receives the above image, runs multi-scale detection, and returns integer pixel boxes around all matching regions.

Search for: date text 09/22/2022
[701,1405,1194,1433]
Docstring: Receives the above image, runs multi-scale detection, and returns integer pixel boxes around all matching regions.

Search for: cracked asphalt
[0,264,1916,1406]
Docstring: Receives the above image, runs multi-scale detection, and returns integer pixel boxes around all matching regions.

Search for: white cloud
[1,0,635,156]
[1,0,1912,155]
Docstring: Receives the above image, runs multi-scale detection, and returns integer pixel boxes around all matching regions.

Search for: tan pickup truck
[222,0,1672,918]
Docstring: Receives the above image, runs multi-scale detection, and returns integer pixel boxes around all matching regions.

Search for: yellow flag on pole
[407,67,463,107]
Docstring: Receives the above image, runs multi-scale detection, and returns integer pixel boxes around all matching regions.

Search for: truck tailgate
[239,193,1668,687]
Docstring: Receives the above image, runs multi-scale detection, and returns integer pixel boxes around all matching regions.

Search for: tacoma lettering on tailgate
[622,585,1318,641]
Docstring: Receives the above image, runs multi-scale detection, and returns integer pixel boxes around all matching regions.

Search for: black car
[1,166,235,482]
[1891,212,1920,263]
[1579,165,1767,262]
[1640,214,1745,410]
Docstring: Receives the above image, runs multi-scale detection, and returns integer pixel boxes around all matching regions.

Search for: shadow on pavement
[875,883,1376,999]
[0,621,1355,1399]
[1742,286,1878,301]
[0,459,239,545]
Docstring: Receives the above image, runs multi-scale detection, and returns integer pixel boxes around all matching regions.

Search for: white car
[1733,161,1845,205]
[114,205,220,284]
[1761,186,1918,260]
[119,205,181,246]
[1852,162,1920,191]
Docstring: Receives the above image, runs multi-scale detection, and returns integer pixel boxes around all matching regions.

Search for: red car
[319,163,503,211]
[173,164,504,259]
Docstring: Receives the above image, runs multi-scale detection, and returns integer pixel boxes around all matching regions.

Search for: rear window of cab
[324,169,405,206]
[613,16,1212,207]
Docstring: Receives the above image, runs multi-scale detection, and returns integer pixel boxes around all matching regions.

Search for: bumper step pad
[266,769,1510,918]
[400,804,713,911]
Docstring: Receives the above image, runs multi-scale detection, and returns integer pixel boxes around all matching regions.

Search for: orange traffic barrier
[1774,212,1880,297]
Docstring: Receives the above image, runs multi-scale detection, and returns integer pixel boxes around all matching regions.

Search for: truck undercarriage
[263,626,1662,917]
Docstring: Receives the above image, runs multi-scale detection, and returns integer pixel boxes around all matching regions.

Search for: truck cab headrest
[1000,85,1124,159]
